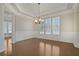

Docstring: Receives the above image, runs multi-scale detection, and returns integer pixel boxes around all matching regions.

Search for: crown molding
[41,9,73,19]
[15,4,34,17]
[4,3,79,19]
[14,3,73,18]
[4,4,34,20]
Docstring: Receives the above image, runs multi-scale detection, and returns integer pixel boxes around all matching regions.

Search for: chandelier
[34,3,44,24]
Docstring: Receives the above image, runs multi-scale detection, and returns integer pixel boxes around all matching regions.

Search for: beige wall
[60,12,74,32]
[15,15,33,32]
[77,8,79,32]
[14,15,35,43]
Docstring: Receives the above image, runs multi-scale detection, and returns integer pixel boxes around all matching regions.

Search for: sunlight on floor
[4,37,12,55]
[52,45,60,56]
[40,42,60,56]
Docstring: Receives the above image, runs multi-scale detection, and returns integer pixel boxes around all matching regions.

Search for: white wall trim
[35,32,79,48]
[41,9,73,18]
[4,4,34,20]
[12,31,35,43]
[0,49,5,53]
[73,33,79,48]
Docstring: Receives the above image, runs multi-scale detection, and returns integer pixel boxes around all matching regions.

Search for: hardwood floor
[0,51,5,56]
[1,38,79,56]
[1,37,13,56]
[12,38,79,56]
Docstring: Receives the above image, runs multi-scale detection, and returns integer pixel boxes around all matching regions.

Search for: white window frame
[39,16,61,35]
[4,12,12,34]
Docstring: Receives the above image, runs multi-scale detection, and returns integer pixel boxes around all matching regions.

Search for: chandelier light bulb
[39,18,41,21]
[35,19,38,23]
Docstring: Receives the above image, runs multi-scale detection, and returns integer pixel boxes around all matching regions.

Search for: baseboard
[0,49,5,54]
[13,31,35,44]
[35,32,78,48]
[0,51,5,56]
[12,36,35,44]
[12,31,79,48]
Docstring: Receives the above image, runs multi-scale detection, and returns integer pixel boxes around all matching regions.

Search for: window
[52,16,60,35]
[40,20,45,34]
[4,21,8,34]
[40,16,60,35]
[7,22,12,33]
[45,18,51,34]
[4,13,12,34]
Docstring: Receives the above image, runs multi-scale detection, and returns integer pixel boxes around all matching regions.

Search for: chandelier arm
[34,3,44,24]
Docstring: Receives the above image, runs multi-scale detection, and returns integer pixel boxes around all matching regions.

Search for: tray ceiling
[5,3,73,18]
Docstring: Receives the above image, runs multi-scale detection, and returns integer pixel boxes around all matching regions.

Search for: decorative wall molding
[12,31,35,43]
[35,32,79,48]
[0,49,5,53]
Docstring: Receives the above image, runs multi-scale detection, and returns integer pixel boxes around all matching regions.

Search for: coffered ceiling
[5,3,74,18]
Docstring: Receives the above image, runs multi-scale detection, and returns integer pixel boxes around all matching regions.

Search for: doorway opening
[4,12,13,55]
